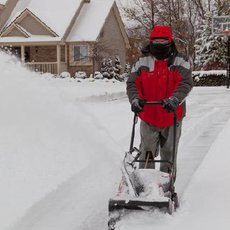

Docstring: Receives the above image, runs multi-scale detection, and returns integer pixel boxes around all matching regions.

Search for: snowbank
[0,51,125,230]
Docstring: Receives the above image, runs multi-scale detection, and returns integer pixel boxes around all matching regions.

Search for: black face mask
[149,42,172,60]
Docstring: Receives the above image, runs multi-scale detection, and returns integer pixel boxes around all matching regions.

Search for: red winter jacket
[127,27,193,128]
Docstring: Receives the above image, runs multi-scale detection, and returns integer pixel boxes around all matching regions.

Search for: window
[74,45,89,63]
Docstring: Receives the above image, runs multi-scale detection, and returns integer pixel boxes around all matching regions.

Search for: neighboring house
[0,0,130,76]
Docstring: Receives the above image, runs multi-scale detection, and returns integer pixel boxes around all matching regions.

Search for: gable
[1,8,58,37]
[3,0,82,38]
[100,7,124,42]
[19,13,55,36]
[6,25,27,37]
[112,3,130,49]
[97,3,130,49]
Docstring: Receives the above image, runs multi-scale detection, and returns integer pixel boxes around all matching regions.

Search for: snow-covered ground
[1,51,230,230]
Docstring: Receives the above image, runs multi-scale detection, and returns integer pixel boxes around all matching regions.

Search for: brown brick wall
[30,46,56,62]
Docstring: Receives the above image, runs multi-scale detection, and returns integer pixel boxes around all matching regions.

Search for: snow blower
[108,101,179,230]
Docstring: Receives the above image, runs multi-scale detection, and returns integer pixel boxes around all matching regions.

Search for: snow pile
[0,51,124,230]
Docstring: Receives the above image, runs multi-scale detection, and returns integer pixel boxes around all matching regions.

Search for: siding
[7,28,25,36]
[0,0,19,30]
[67,6,127,77]
[20,14,54,36]
[98,7,126,70]
[30,46,57,62]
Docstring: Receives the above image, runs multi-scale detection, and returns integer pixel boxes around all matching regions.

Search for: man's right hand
[131,98,146,113]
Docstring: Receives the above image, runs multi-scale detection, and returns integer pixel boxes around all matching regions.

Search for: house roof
[3,0,82,37]
[0,0,129,46]
[67,0,114,42]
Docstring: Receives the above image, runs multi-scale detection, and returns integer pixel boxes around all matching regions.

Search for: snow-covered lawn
[1,52,230,230]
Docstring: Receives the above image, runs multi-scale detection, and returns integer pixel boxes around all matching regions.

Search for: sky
[0,51,230,230]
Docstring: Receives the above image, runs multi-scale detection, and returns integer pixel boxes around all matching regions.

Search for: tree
[120,0,229,69]
[213,0,230,16]
[114,56,122,76]
[90,41,114,77]
[194,12,226,70]
[100,58,115,79]
[121,0,196,58]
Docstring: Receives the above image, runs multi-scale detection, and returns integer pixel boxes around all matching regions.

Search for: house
[0,0,130,76]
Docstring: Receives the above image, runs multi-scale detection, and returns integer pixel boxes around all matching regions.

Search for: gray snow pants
[139,120,182,180]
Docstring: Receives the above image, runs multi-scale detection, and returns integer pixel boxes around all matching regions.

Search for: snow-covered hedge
[75,71,87,79]
[192,70,227,86]
[90,72,103,79]
[60,72,71,78]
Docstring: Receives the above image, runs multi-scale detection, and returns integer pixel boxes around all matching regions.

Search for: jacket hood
[150,25,173,42]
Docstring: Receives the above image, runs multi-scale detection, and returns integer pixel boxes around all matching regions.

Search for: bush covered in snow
[192,70,227,86]
[91,71,103,79]
[75,71,87,79]
[60,72,71,78]
[100,57,124,80]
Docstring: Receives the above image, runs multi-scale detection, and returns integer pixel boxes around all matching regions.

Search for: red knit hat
[150,25,173,42]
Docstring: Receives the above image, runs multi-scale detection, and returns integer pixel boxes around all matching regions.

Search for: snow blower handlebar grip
[144,100,163,105]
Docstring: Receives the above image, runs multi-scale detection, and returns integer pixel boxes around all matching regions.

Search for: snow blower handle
[129,112,138,152]
[144,100,163,105]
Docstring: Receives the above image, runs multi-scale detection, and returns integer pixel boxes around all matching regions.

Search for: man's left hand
[162,96,180,112]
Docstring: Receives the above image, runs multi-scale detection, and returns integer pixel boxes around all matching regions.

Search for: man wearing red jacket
[127,25,193,179]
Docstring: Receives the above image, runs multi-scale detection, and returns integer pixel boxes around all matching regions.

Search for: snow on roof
[0,35,61,43]
[67,0,115,42]
[0,0,7,5]
[4,0,82,37]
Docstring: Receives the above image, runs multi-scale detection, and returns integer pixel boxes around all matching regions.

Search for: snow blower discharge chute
[108,101,179,230]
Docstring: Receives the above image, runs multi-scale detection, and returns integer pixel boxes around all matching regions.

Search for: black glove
[131,98,146,113]
[162,96,180,112]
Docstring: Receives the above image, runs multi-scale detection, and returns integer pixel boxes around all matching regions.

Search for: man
[126,25,193,180]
